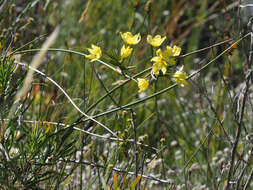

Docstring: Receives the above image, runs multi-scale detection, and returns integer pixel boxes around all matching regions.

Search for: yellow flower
[85,44,102,62]
[147,35,166,47]
[164,45,181,57]
[172,66,188,87]
[157,45,181,64]
[120,32,141,45]
[150,45,181,76]
[171,45,181,56]
[151,56,167,75]
[137,78,149,93]
[120,45,133,58]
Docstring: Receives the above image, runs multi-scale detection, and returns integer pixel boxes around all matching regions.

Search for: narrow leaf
[113,172,118,189]
[130,176,141,189]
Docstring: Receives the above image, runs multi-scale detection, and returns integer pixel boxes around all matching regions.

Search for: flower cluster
[85,31,188,94]
[146,34,187,92]
[120,32,149,93]
[149,41,181,76]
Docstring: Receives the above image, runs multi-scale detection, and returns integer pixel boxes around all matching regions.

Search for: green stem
[12,33,250,122]
[13,48,152,113]
[13,48,120,73]
[85,67,151,113]
[82,33,250,121]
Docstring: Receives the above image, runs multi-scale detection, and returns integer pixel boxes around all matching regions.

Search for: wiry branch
[14,61,118,138]
[225,22,253,190]
[60,159,173,185]
[1,118,158,152]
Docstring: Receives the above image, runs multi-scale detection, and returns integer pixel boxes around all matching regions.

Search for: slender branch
[93,65,124,110]
[178,38,233,58]
[11,34,47,55]
[82,33,250,122]
[85,67,151,113]
[131,111,138,180]
[11,37,239,118]
[59,159,174,184]
[12,48,125,77]
[8,28,59,122]
[236,146,253,190]
[0,118,158,152]
[243,168,253,190]
[225,30,253,189]
[14,61,118,138]
[225,69,251,190]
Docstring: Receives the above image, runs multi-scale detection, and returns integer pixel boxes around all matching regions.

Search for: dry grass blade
[8,27,59,120]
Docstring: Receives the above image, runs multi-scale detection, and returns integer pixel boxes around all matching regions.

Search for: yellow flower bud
[172,66,188,87]
[137,78,149,93]
[120,45,133,58]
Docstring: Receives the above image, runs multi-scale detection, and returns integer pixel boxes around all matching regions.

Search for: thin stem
[14,61,118,138]
[178,38,233,58]
[11,37,240,117]
[85,67,151,113]
[225,30,252,190]
[0,118,158,152]
[13,48,125,77]
[236,146,253,190]
[59,159,173,184]
[243,168,253,190]
[82,33,250,122]
[131,111,138,180]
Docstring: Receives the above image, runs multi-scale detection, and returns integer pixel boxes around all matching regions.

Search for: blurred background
[1,0,253,189]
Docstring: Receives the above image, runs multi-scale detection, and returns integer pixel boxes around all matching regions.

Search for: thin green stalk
[12,33,250,123]
[82,33,250,121]
[12,37,237,116]
[13,48,151,113]
[13,48,125,76]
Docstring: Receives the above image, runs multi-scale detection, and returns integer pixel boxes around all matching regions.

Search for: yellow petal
[152,63,160,76]
[120,45,133,58]
[151,56,162,63]
[163,46,173,60]
[151,55,167,75]
[152,61,167,76]
[160,45,181,61]
[156,49,163,57]
[172,45,181,56]
[137,78,149,93]
[85,44,102,62]
[147,35,166,47]
[120,32,141,45]
[172,66,188,87]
